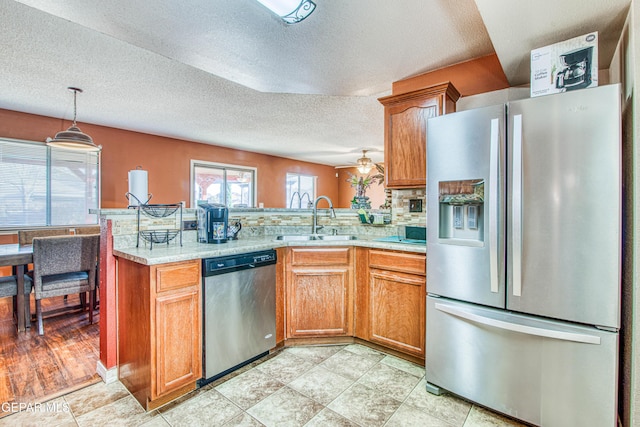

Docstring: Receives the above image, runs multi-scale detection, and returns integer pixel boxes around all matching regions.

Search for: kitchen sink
[316,235,357,241]
[275,235,316,241]
[275,234,358,241]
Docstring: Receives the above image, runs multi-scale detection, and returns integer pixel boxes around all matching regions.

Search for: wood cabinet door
[286,247,353,338]
[154,287,202,397]
[385,101,438,188]
[287,267,352,337]
[369,268,425,357]
[379,82,459,189]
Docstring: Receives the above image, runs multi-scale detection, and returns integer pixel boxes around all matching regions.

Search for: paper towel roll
[128,169,148,206]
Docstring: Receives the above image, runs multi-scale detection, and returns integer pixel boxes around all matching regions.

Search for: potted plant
[347,172,373,209]
[369,163,391,209]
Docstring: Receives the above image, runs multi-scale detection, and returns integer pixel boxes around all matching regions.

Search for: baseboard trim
[96,360,118,384]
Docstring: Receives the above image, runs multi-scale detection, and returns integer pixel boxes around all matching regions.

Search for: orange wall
[0,109,339,208]
[0,55,509,210]
[392,53,509,97]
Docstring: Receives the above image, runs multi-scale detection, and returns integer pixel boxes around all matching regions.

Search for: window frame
[0,137,101,230]
[190,159,257,208]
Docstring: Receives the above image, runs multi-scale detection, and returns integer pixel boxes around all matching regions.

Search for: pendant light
[356,150,373,174]
[46,87,101,152]
[255,0,316,24]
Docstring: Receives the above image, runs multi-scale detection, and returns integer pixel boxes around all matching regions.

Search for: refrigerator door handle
[512,114,523,297]
[489,118,500,293]
[434,302,602,345]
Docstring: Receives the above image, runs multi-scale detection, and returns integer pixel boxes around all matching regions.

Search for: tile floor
[0,344,527,427]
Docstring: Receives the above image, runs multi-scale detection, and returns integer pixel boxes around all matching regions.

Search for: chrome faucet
[300,192,312,208]
[312,195,336,234]
[289,191,313,209]
[288,191,300,209]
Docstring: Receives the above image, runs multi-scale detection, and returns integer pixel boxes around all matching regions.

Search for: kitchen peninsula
[101,207,426,409]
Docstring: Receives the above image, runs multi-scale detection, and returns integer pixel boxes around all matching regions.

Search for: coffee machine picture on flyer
[555,46,594,90]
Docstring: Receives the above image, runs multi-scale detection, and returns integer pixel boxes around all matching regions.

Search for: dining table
[0,244,33,332]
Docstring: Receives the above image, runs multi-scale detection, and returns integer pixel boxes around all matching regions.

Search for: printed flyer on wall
[530,32,598,97]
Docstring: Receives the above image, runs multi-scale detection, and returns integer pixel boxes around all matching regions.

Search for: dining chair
[26,235,99,335]
[18,228,73,303]
[18,228,70,246]
[73,227,101,310]
[0,275,32,328]
[74,226,100,235]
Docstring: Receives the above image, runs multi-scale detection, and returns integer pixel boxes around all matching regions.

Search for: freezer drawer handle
[489,118,500,293]
[435,302,601,345]
[512,114,523,297]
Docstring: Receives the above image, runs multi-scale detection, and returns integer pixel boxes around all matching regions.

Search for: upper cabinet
[378,82,460,188]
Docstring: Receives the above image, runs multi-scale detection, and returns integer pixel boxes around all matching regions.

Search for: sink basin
[316,235,358,241]
[275,235,316,241]
[275,234,358,241]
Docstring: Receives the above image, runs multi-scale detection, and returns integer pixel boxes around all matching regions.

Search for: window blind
[0,139,99,228]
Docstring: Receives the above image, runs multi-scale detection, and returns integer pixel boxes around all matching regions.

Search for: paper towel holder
[127,166,151,208]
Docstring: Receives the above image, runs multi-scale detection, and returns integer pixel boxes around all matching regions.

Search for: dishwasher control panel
[253,253,276,263]
[202,249,277,277]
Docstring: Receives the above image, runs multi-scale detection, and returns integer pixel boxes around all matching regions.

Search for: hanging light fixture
[356,150,373,174]
[46,87,101,152]
[255,0,316,24]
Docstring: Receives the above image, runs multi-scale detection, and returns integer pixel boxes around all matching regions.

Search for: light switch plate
[409,199,423,212]
[182,220,197,230]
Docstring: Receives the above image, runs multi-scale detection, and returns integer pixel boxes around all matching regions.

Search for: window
[191,160,256,208]
[0,138,100,228]
[286,173,316,208]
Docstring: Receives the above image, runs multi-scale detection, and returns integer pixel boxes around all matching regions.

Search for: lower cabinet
[361,249,426,358]
[118,258,202,410]
[285,247,353,338]
[282,246,426,360]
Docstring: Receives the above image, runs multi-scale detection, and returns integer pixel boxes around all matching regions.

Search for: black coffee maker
[197,203,228,244]
[555,46,593,91]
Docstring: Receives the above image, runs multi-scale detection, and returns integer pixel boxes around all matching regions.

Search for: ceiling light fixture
[46,87,101,152]
[255,0,316,24]
[356,150,373,174]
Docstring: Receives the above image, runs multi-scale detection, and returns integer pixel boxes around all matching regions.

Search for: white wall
[610,2,639,425]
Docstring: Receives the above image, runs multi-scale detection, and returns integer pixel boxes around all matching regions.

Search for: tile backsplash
[391,188,426,226]
[98,197,426,250]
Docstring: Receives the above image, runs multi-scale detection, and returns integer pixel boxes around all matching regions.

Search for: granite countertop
[113,236,426,265]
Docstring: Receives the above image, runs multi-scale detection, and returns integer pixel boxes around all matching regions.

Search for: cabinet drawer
[155,260,200,293]
[290,247,351,266]
[369,250,425,275]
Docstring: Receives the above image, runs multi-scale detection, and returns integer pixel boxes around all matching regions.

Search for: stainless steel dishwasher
[199,249,276,386]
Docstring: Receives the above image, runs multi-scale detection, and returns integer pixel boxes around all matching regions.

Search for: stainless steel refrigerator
[425,84,621,427]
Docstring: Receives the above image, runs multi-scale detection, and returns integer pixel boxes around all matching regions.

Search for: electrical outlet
[182,220,197,230]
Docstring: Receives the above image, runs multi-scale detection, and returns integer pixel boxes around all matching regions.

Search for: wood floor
[0,294,100,417]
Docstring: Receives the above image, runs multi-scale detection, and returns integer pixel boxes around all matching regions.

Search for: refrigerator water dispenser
[438,179,484,245]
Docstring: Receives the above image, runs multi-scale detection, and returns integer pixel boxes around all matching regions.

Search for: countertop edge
[113,238,426,265]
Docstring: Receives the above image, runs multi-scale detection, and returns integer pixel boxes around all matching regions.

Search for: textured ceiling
[0,0,631,167]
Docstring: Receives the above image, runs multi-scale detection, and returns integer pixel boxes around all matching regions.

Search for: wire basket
[140,204,181,218]
[139,229,180,245]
